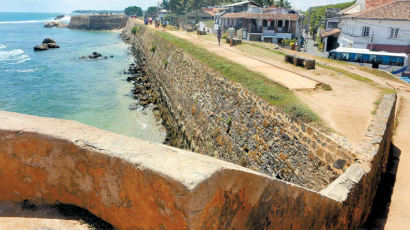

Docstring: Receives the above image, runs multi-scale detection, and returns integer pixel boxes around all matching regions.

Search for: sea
[0,12,165,142]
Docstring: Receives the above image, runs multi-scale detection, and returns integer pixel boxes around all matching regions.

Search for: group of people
[216,25,236,47]
[144,17,168,29]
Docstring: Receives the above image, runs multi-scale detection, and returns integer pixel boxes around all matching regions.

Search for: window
[362,26,370,37]
[263,20,267,27]
[390,28,399,38]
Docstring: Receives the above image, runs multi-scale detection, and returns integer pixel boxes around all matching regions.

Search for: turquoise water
[0,12,165,142]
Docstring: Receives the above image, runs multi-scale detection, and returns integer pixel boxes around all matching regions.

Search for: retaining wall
[123,21,362,191]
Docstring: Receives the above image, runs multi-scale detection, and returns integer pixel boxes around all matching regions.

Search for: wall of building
[68,15,129,30]
[339,18,410,52]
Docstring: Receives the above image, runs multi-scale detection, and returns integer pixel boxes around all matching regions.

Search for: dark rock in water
[47,43,60,48]
[81,52,104,60]
[43,38,56,44]
[44,21,68,28]
[104,56,108,59]
[129,104,138,110]
[35,38,59,51]
[34,44,49,51]
[110,55,114,58]
[54,15,65,20]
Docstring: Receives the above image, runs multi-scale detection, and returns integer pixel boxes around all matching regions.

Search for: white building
[338,0,410,53]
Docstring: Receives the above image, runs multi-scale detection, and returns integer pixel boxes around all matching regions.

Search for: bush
[150,45,157,53]
[221,33,227,39]
[131,26,138,35]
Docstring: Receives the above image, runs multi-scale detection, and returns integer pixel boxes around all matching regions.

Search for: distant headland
[72,10,124,14]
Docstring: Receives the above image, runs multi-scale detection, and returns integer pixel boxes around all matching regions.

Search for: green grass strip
[154,30,320,123]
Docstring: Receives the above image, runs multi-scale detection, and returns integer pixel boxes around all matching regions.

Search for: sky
[0,0,353,12]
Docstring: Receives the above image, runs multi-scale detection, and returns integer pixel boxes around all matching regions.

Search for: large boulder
[42,38,56,44]
[33,44,49,51]
[47,43,60,48]
[44,21,68,28]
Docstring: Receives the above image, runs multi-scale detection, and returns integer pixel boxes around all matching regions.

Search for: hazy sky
[0,0,352,12]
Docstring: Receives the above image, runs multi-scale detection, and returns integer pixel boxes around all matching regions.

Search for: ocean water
[0,12,165,142]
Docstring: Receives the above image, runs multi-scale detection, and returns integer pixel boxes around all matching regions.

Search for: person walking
[217,26,222,45]
[228,25,235,47]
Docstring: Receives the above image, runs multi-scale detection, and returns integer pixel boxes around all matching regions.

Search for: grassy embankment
[151,29,320,124]
[241,40,397,93]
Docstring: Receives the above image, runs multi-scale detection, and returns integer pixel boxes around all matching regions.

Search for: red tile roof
[221,12,298,20]
[320,28,341,38]
[345,0,410,20]
[365,0,395,9]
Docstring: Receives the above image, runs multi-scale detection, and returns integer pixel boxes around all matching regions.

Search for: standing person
[217,26,222,45]
[228,25,235,47]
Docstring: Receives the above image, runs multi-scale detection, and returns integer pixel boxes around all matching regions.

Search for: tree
[275,0,291,9]
[146,6,160,17]
[124,6,143,16]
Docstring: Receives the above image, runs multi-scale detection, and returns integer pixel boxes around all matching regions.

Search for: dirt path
[137,20,379,145]
[384,91,410,229]
[165,30,319,90]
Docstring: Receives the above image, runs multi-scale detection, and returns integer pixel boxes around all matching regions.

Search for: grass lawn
[153,30,320,124]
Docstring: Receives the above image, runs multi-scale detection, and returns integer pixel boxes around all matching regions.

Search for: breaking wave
[0,49,30,64]
[0,16,71,25]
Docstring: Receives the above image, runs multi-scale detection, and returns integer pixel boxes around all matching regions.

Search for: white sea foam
[0,15,71,25]
[0,49,24,61]
[15,55,31,64]
[0,44,6,49]
[0,18,53,24]
[16,69,36,73]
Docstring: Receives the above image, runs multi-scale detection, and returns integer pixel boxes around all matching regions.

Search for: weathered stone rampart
[122,21,363,191]
[0,91,395,229]
[68,15,128,30]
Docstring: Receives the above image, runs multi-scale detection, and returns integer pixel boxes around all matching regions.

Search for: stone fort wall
[123,21,363,191]
[68,15,129,30]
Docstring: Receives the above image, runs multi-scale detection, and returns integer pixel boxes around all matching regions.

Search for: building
[338,0,410,53]
[185,9,215,25]
[215,1,300,42]
[320,8,342,52]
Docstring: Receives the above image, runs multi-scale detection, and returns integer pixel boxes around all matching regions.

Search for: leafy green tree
[146,6,160,17]
[304,1,355,35]
[124,6,143,16]
[275,0,291,8]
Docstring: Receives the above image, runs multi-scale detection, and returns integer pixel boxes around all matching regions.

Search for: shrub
[131,26,138,35]
[150,45,157,53]
[221,33,227,39]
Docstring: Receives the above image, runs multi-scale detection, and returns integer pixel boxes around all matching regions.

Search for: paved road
[304,37,327,58]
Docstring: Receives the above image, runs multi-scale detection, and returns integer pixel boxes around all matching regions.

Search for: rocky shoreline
[124,47,171,145]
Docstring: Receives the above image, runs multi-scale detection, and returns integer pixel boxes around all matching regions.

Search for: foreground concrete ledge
[0,94,396,230]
